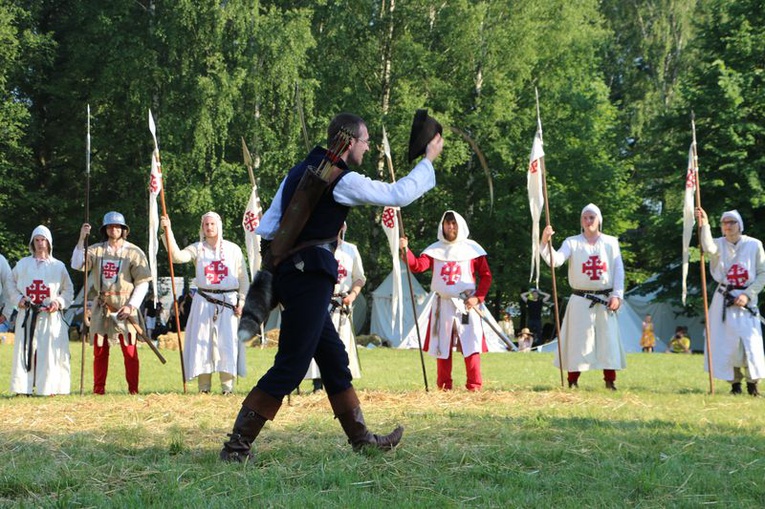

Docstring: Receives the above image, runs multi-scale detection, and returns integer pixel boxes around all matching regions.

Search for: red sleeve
[405,249,434,273]
[471,255,492,302]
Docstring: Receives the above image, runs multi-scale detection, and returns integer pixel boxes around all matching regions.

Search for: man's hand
[608,297,621,311]
[117,305,133,321]
[541,225,555,246]
[464,296,479,311]
[235,303,243,317]
[734,293,750,308]
[425,133,444,162]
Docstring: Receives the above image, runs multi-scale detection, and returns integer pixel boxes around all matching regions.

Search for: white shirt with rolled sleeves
[542,233,626,372]
[257,158,435,239]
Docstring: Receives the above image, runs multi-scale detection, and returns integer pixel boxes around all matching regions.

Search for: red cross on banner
[337,262,348,284]
[102,261,119,280]
[26,279,51,305]
[243,210,260,232]
[726,264,749,286]
[582,255,607,281]
[440,261,462,286]
[205,260,229,284]
[382,207,396,229]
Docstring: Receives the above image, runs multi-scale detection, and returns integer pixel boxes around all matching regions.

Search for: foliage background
[2,0,764,320]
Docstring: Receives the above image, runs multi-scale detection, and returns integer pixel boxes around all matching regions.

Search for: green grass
[0,341,763,508]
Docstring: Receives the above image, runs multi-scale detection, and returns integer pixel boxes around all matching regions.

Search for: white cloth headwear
[721,210,744,232]
[29,225,53,255]
[436,210,469,243]
[200,211,223,240]
[581,203,603,230]
[423,210,486,261]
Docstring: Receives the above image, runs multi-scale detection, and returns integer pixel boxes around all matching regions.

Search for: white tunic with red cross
[172,239,249,381]
[543,233,626,372]
[703,229,765,381]
[9,256,74,395]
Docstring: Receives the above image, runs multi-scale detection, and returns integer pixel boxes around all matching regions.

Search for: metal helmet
[100,211,130,238]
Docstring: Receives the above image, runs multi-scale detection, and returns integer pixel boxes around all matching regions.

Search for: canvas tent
[370,262,513,352]
[625,285,705,352]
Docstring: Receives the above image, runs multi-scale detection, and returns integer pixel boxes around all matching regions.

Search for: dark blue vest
[279,146,350,278]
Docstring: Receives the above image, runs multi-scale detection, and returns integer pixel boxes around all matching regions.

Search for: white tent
[625,285,705,352]
[370,262,513,352]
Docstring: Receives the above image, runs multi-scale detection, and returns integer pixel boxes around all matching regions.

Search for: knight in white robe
[541,203,626,390]
[0,253,12,327]
[162,212,249,394]
[402,210,492,391]
[304,224,365,389]
[697,208,765,396]
[9,225,74,396]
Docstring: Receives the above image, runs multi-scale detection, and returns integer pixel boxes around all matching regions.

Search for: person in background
[540,203,626,390]
[401,210,492,391]
[696,207,765,396]
[161,212,249,395]
[517,327,534,352]
[520,288,550,346]
[640,314,656,353]
[72,212,151,395]
[667,326,691,354]
[10,225,74,396]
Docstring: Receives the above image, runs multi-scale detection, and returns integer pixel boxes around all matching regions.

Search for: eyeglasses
[355,137,370,145]
[721,220,739,225]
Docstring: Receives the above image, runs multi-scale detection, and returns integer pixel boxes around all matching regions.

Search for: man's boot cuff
[242,387,282,421]
[328,387,361,416]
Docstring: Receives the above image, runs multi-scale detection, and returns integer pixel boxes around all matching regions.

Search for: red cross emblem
[727,264,749,286]
[440,262,462,286]
[529,158,540,174]
[685,167,696,189]
[205,260,229,284]
[102,261,119,280]
[382,207,396,229]
[26,279,51,305]
[149,173,161,194]
[337,261,348,284]
[582,255,607,281]
[243,210,260,232]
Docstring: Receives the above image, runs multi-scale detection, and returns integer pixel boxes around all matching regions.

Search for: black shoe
[746,382,759,397]
[730,383,743,395]
[568,381,578,388]
[605,381,617,391]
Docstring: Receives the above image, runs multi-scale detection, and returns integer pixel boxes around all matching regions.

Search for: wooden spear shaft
[156,151,187,394]
[691,115,715,395]
[535,89,565,387]
[383,135,429,392]
[539,154,565,388]
[80,104,91,396]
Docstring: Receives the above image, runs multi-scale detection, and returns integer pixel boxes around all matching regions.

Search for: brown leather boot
[220,388,282,463]
[219,406,268,463]
[329,387,403,452]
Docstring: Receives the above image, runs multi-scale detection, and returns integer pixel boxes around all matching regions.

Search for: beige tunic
[84,242,152,346]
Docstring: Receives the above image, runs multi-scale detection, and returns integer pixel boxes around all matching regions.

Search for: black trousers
[255,266,352,399]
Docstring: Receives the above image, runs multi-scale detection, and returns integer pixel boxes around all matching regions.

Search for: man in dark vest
[220,111,444,462]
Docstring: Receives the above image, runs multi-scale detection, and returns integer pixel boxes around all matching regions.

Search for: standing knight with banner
[9,226,74,396]
[540,203,626,390]
[400,210,492,391]
[696,207,765,396]
[161,212,249,394]
[72,212,152,395]
[305,222,365,391]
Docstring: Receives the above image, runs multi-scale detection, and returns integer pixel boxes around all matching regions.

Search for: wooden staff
[149,110,187,393]
[382,126,429,392]
[80,104,91,395]
[535,88,565,387]
[691,112,715,394]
